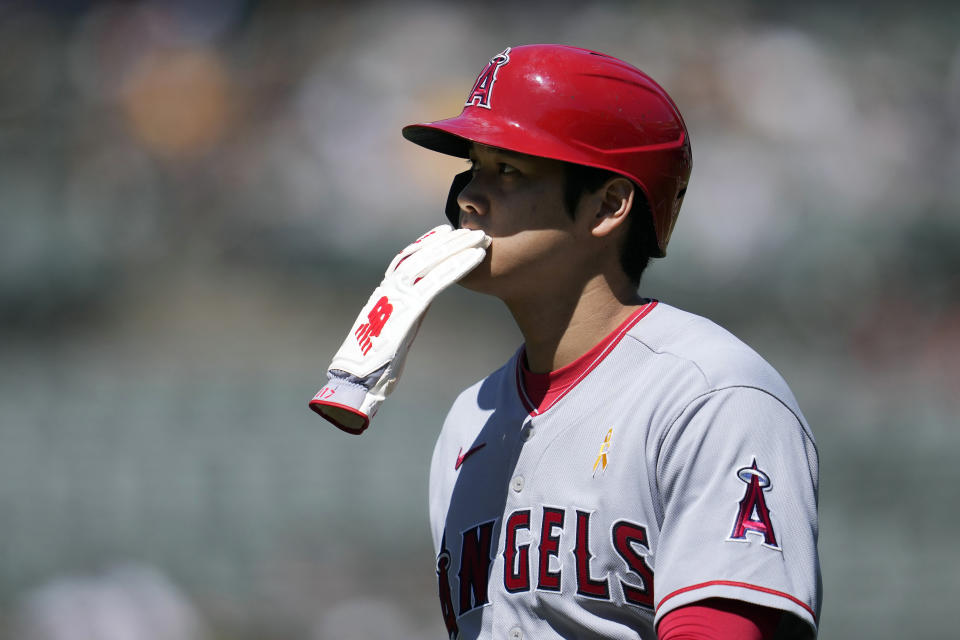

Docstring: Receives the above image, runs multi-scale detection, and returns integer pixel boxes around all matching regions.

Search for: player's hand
[308,224,490,434]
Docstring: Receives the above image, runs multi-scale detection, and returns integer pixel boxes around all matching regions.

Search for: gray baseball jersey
[429,301,820,639]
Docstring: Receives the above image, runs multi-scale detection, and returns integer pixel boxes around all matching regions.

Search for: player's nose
[456,174,489,227]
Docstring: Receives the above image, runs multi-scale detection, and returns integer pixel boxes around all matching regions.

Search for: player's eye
[466,159,519,177]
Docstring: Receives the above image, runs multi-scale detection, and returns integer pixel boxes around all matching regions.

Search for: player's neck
[506,274,644,374]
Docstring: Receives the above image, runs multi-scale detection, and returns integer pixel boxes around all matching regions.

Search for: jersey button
[521,424,535,441]
[511,476,524,492]
[509,627,523,640]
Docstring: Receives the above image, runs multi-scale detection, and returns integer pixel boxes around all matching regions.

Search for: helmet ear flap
[445,171,473,227]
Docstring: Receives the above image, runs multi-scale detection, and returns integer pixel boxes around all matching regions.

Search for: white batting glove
[309,225,490,434]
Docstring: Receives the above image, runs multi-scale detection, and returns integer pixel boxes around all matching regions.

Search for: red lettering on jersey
[537,507,564,592]
[503,510,531,593]
[574,510,611,599]
[729,459,780,549]
[612,520,655,608]
[354,296,393,355]
[435,534,459,639]
[465,48,511,109]
[458,520,495,613]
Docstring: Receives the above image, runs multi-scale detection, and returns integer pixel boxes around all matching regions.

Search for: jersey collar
[515,300,658,416]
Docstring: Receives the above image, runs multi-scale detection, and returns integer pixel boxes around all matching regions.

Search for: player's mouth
[460,215,483,232]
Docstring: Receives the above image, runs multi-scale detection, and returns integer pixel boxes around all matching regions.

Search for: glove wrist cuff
[309,378,372,434]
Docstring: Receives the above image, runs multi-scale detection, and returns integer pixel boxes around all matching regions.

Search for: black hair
[562,164,659,286]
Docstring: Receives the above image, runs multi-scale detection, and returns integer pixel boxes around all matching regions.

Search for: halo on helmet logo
[465,47,511,109]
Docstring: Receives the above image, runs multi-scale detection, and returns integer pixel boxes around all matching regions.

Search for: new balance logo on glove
[355,296,394,355]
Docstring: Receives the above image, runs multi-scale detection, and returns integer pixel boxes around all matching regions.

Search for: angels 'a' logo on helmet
[465,47,511,109]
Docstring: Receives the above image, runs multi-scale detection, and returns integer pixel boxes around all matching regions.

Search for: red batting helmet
[402,44,692,257]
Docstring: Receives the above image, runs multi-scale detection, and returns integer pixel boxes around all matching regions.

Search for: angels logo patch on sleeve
[728,458,780,550]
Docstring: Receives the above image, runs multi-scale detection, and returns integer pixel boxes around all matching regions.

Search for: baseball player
[310,45,820,639]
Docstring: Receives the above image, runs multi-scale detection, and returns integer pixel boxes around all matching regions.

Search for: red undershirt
[520,308,781,639]
[658,599,781,639]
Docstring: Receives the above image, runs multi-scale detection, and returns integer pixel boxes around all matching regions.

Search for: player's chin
[457,253,493,292]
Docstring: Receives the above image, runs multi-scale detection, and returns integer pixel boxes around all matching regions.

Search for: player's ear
[589,177,634,239]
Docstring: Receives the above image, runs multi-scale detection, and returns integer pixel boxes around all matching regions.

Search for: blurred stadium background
[1,0,958,638]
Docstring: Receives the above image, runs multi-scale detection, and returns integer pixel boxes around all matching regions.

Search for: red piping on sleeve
[657,580,816,621]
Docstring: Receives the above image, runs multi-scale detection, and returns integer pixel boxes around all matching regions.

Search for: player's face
[455,144,588,299]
